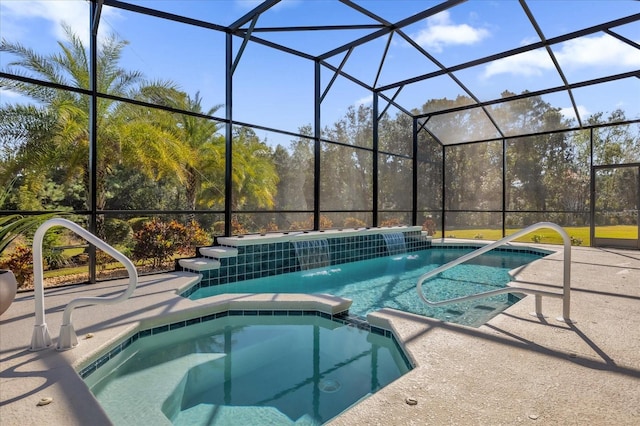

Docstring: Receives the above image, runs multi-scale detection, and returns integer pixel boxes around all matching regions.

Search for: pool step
[178,246,238,273]
[199,246,238,259]
[178,257,221,272]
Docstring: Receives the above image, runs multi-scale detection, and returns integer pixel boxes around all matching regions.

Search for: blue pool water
[86,315,410,425]
[190,248,547,327]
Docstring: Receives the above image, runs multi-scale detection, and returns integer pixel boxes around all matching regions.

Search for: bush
[41,227,71,270]
[260,222,279,234]
[131,219,212,268]
[0,245,33,288]
[343,217,366,229]
[128,217,150,233]
[212,221,225,235]
[96,250,116,271]
[290,215,333,231]
[182,220,212,253]
[132,219,188,268]
[422,217,436,236]
[319,215,333,229]
[212,219,248,236]
[44,247,71,270]
[104,218,133,246]
[231,218,248,235]
[380,218,401,227]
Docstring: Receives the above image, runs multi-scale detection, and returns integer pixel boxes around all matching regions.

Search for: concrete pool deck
[1,243,639,425]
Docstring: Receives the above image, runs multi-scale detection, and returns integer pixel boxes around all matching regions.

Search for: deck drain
[318,378,341,393]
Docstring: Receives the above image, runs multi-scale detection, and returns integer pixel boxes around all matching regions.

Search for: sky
[1,0,639,146]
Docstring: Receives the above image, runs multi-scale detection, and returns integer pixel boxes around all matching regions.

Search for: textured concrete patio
[1,244,638,425]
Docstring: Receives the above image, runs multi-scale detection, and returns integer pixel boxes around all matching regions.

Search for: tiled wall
[182,230,430,294]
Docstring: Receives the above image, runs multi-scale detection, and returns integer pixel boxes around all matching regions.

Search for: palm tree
[0,24,189,228]
[135,88,225,212]
[1,23,280,236]
[230,127,279,211]
[143,89,279,215]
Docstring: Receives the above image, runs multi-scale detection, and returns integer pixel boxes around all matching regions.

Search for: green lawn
[437,225,638,246]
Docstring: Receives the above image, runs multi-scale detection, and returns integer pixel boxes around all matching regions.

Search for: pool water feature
[293,238,331,270]
[382,232,407,255]
[84,314,411,425]
[189,248,548,327]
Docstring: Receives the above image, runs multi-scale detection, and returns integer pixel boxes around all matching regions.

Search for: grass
[436,225,638,246]
[594,226,639,239]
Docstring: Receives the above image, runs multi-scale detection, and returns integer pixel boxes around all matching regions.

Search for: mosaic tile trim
[78,309,412,379]
[181,231,431,291]
[433,244,552,256]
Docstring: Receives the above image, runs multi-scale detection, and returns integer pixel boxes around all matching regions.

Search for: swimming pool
[189,247,548,327]
[84,313,411,425]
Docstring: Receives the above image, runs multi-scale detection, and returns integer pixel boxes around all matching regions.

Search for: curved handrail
[417,222,572,322]
[30,218,138,351]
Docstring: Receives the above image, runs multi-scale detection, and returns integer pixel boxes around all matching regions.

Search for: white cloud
[235,0,301,12]
[2,1,89,43]
[555,34,640,68]
[354,95,373,107]
[483,49,554,78]
[413,11,490,53]
[560,105,590,121]
[0,0,121,46]
[482,34,640,79]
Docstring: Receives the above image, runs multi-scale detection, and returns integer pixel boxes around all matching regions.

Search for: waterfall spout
[293,239,330,270]
[382,232,407,256]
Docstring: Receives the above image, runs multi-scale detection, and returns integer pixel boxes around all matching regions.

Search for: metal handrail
[30,218,139,351]
[417,222,573,323]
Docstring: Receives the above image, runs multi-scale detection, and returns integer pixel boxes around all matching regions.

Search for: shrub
[260,222,279,234]
[104,218,133,246]
[531,234,542,243]
[319,215,333,229]
[289,219,308,231]
[212,221,225,235]
[231,217,248,235]
[380,218,401,227]
[0,245,33,289]
[96,250,116,271]
[181,220,212,254]
[132,219,189,269]
[131,219,212,268]
[422,217,436,236]
[570,236,583,246]
[290,215,333,231]
[128,217,150,233]
[212,218,248,236]
[343,217,366,229]
[41,228,70,270]
[44,247,71,270]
